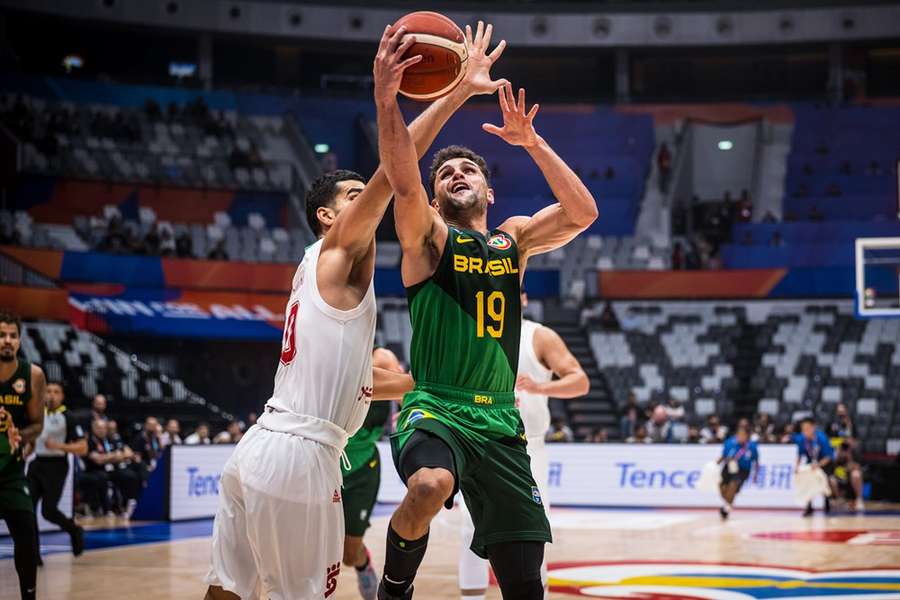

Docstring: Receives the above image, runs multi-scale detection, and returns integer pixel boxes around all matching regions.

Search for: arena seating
[582,301,900,449]
[19,321,228,423]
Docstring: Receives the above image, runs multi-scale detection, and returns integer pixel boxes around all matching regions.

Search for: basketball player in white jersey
[458,292,588,600]
[205,22,510,600]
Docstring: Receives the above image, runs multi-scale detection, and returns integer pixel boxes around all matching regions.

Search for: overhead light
[718,140,733,150]
[314,143,330,153]
[62,54,83,73]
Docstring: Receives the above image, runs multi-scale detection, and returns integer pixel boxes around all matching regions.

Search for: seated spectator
[590,428,608,443]
[99,216,129,254]
[647,405,674,442]
[130,416,163,484]
[144,223,161,255]
[779,422,796,444]
[665,398,685,422]
[700,415,728,444]
[620,406,639,440]
[626,423,652,444]
[184,422,212,445]
[599,300,620,331]
[833,438,865,512]
[213,420,244,444]
[754,412,776,443]
[546,417,574,443]
[207,240,229,261]
[161,418,182,447]
[247,412,258,427]
[685,426,701,444]
[175,231,193,258]
[79,419,141,518]
[828,402,854,439]
[159,225,176,257]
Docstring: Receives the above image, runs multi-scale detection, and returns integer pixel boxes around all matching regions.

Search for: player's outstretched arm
[485,83,598,260]
[378,21,508,286]
[516,325,589,399]
[373,367,414,401]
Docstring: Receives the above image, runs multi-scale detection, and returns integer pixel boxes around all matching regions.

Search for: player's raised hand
[373,24,423,103]
[460,21,508,97]
[482,83,540,148]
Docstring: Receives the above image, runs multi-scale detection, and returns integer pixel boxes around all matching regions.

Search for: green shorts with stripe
[391,383,552,559]
[342,447,381,537]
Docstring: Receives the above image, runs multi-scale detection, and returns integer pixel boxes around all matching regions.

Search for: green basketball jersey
[0,359,32,481]
[406,226,522,394]
[343,400,390,475]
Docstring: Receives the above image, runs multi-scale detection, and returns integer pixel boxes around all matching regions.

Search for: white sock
[722,503,731,513]
[461,595,486,600]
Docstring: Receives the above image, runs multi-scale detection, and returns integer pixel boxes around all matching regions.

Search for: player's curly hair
[304,169,366,236]
[0,311,21,335]
[428,145,491,194]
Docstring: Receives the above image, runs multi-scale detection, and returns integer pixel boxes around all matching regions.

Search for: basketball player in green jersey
[0,312,47,600]
[375,23,598,598]
[343,347,405,600]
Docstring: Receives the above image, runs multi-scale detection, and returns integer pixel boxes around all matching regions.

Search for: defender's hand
[374,24,423,103]
[459,21,508,97]
[483,83,540,148]
[516,374,544,394]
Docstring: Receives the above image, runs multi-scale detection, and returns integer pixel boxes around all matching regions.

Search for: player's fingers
[491,78,510,93]
[398,55,423,70]
[378,24,393,51]
[474,20,484,47]
[488,39,507,63]
[465,24,474,48]
[498,83,511,113]
[388,25,407,51]
[482,23,493,50]
[482,123,503,136]
[395,35,417,59]
[518,88,527,115]
[527,103,540,120]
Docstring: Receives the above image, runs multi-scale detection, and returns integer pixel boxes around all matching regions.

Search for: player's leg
[458,496,489,600]
[2,507,39,600]
[36,459,84,555]
[342,450,381,600]
[380,430,457,599]
[26,461,45,564]
[526,439,551,597]
[849,463,865,511]
[486,541,545,600]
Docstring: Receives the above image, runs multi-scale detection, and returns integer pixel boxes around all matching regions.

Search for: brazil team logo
[531,486,543,505]
[405,409,434,427]
[546,561,900,598]
[12,378,25,394]
[487,234,512,251]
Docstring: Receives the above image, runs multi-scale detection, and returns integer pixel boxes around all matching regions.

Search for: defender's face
[432,158,493,214]
[0,323,20,363]
[318,180,365,231]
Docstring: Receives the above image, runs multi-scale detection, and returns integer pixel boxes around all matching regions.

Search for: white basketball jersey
[259,239,377,444]
[517,319,553,440]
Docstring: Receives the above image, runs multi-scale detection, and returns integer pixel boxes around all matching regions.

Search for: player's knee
[407,469,453,510]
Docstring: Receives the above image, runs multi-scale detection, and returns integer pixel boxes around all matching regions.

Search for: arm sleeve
[65,413,86,443]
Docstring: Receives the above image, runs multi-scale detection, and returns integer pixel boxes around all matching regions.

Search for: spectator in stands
[91,394,109,424]
[161,418,182,447]
[754,412,776,443]
[647,405,674,443]
[213,420,244,444]
[825,182,842,197]
[130,416,163,484]
[685,240,702,270]
[865,161,882,176]
[207,240,229,261]
[80,419,141,518]
[834,438,865,512]
[184,422,212,445]
[546,417,574,443]
[99,216,129,254]
[247,412,258,427]
[795,417,836,517]
[780,422,796,444]
[590,429,608,443]
[0,223,21,245]
[700,415,728,444]
[144,223,161,255]
[665,398,685,422]
[828,402,855,439]
[809,205,824,221]
[80,419,114,516]
[626,423,652,444]
[685,426,701,444]
[158,224,176,257]
[175,230,193,258]
[657,142,672,193]
[620,406,639,440]
[599,300,620,331]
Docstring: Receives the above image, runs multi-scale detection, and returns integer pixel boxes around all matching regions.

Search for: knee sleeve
[398,430,458,509]
[486,541,545,600]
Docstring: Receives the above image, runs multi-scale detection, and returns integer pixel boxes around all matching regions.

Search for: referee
[27,381,86,560]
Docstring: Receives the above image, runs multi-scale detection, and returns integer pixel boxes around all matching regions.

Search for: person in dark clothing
[80,419,141,518]
[129,416,162,485]
[27,382,86,561]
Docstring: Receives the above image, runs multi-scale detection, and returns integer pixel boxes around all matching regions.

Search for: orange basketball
[390,11,468,101]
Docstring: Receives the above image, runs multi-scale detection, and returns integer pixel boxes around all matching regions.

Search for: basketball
[390,11,468,101]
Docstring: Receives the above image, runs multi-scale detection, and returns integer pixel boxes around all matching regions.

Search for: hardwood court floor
[3,505,900,599]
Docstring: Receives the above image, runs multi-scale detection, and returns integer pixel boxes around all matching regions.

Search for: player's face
[45,384,64,410]
[0,322,20,363]
[432,158,493,216]
[317,180,365,233]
